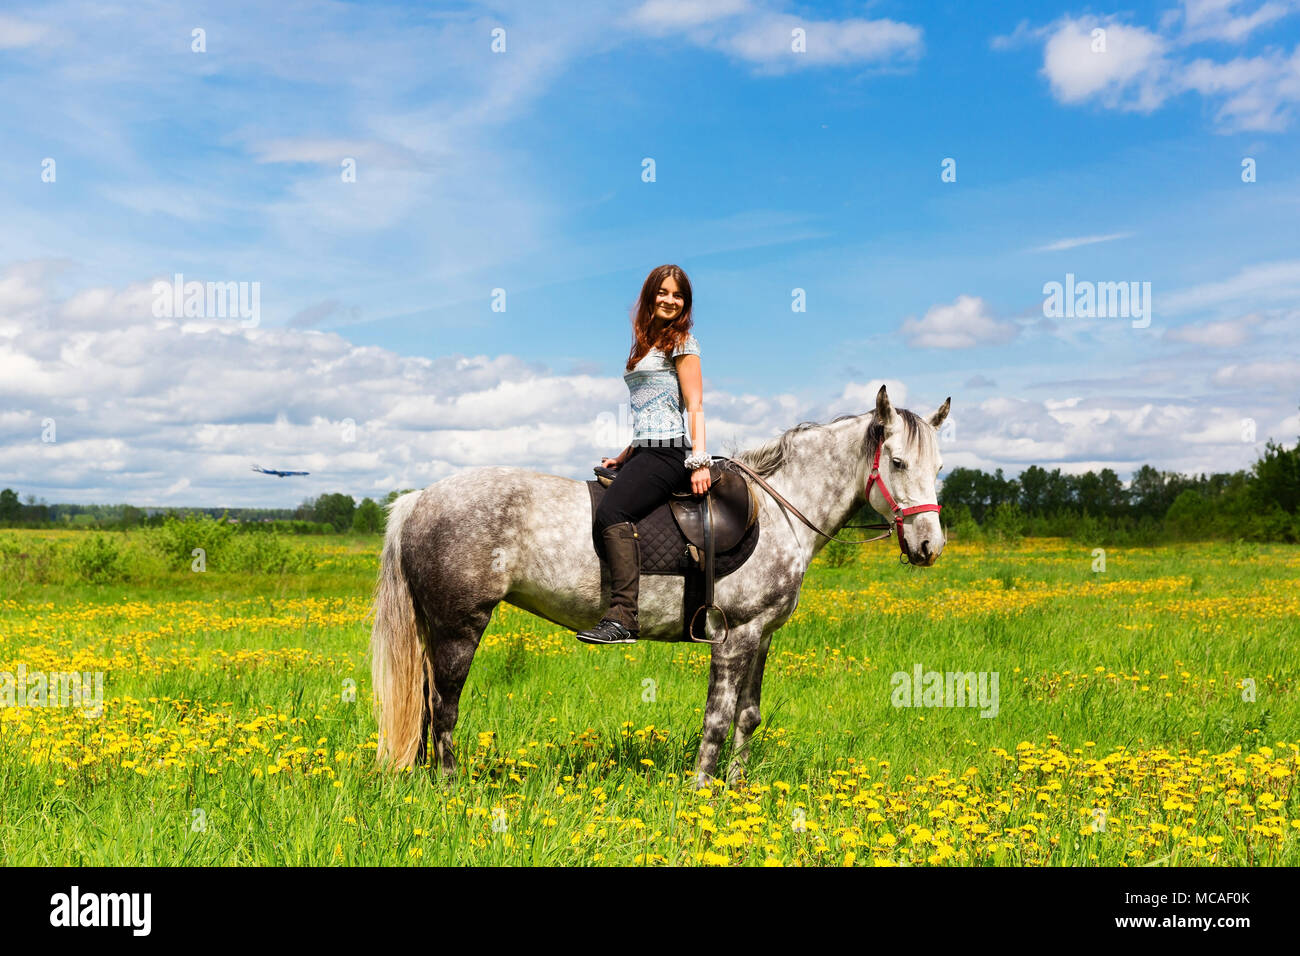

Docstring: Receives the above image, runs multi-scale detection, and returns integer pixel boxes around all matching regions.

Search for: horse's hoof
[691,771,715,791]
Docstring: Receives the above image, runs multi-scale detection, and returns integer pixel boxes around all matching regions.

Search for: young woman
[575,264,712,645]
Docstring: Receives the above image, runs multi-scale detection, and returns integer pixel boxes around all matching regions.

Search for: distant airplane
[251,464,310,478]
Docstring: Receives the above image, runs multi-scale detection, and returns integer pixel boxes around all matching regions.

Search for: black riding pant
[595,441,691,530]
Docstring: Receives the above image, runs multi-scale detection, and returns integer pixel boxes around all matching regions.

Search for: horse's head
[862,385,949,567]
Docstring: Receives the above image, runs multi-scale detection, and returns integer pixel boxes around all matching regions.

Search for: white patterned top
[624,333,700,443]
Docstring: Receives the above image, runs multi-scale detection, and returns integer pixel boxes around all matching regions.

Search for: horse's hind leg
[427,607,493,774]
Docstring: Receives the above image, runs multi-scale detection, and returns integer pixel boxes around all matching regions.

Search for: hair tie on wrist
[684,453,711,470]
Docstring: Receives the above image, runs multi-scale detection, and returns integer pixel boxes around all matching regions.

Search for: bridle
[862,444,943,562]
[723,443,941,564]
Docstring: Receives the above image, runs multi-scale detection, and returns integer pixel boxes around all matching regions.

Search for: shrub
[943,503,981,542]
[143,515,235,571]
[66,533,127,584]
[986,503,1026,542]
[222,533,315,573]
[1068,511,1105,546]
[1165,489,1212,539]
[1128,517,1162,547]
[0,533,59,586]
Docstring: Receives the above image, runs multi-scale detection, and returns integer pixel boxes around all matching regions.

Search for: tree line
[0,488,416,534]
[938,436,1300,543]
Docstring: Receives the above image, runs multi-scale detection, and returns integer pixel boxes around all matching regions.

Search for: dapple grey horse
[370,385,949,786]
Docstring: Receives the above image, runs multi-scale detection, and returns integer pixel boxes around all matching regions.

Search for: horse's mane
[731,409,924,478]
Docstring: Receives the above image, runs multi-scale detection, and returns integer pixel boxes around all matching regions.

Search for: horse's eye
[891,457,905,470]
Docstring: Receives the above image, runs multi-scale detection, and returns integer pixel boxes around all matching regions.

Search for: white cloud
[837,379,908,410]
[1161,259,1300,314]
[1163,313,1260,346]
[97,184,247,223]
[990,20,1051,51]
[1018,8,1300,132]
[627,2,923,70]
[1170,0,1297,44]
[900,295,1019,350]
[0,15,46,48]
[1180,46,1300,130]
[630,0,751,28]
[1041,18,1170,110]
[0,265,49,311]
[1212,359,1300,386]
[719,14,923,69]
[250,138,435,171]
[1033,232,1133,252]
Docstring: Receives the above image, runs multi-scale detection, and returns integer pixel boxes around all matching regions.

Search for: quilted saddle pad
[586,480,760,575]
[586,479,761,642]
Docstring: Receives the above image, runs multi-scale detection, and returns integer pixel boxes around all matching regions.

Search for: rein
[721,445,941,563]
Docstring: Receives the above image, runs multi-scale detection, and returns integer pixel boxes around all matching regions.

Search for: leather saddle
[669,462,758,555]
[591,458,759,644]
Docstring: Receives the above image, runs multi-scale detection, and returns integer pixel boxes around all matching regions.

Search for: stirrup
[686,605,729,645]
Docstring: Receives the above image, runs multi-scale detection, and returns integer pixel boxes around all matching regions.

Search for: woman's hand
[691,466,712,495]
[601,456,623,470]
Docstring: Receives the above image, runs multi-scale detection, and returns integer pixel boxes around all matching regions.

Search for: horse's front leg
[693,622,762,789]
[726,628,774,786]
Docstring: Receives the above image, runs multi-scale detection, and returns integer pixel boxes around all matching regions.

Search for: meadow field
[0,528,1296,866]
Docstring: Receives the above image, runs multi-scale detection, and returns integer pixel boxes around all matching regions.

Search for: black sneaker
[575,618,638,645]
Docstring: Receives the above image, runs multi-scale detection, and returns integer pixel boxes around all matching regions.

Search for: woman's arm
[603,444,633,468]
[675,354,710,494]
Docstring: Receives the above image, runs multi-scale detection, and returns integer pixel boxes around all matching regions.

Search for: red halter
[864,444,942,562]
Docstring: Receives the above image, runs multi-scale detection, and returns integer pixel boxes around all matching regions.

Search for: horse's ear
[875,385,896,429]
[929,397,951,429]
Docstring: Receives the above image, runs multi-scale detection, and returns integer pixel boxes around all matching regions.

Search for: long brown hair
[625,264,693,371]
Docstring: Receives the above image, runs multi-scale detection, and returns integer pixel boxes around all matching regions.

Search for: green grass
[1,531,1296,865]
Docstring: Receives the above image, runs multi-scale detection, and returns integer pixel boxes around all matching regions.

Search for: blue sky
[2,0,1298,506]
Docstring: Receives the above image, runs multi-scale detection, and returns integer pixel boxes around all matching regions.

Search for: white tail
[369,491,429,768]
